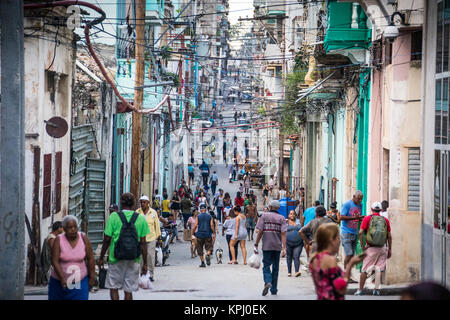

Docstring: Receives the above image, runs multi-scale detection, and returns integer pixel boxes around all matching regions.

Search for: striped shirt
[255,211,287,251]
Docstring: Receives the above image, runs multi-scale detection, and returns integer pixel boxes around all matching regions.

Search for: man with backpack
[98,193,150,300]
[199,160,210,188]
[355,202,392,296]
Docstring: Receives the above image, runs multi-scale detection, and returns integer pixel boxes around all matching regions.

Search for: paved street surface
[25,158,399,300]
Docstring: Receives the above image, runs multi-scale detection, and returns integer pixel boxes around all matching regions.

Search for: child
[239,183,244,194]
[167,213,179,242]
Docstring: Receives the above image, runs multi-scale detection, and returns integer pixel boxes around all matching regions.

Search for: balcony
[146,0,164,25]
[323,0,371,64]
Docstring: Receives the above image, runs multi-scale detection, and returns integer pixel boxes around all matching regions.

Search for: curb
[346,285,408,296]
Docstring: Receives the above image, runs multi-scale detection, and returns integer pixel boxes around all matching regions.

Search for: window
[42,154,52,219]
[410,30,423,61]
[408,148,420,211]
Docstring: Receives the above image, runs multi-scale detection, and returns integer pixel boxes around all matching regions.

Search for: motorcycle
[155,223,177,266]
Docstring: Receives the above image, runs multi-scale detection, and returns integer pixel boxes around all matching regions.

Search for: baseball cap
[270,200,280,209]
[371,201,382,211]
[139,195,150,201]
[109,204,119,211]
[199,203,207,210]
[330,202,337,209]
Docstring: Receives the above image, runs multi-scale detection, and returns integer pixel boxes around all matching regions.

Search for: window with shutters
[408,148,420,211]
[42,154,52,218]
[55,152,62,213]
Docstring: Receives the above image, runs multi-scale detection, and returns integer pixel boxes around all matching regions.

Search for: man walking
[136,195,160,282]
[181,194,193,229]
[199,160,210,188]
[209,171,219,196]
[98,193,149,300]
[192,204,216,267]
[300,200,320,259]
[355,202,392,296]
[254,200,287,296]
[298,205,333,255]
[340,191,365,273]
[245,198,258,241]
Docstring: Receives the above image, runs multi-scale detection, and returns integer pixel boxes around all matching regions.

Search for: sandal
[233,261,239,264]
[228,261,233,264]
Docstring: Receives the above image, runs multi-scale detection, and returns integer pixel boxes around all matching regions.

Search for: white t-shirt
[380,211,388,219]
[269,179,274,188]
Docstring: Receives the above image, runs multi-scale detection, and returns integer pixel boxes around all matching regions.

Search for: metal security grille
[69,125,94,222]
[85,158,106,250]
[408,148,420,211]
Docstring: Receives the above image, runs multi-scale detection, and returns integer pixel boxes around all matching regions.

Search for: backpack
[152,198,160,210]
[114,211,141,260]
[366,215,388,247]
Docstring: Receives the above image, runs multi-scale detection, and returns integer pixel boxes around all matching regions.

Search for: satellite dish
[45,116,68,138]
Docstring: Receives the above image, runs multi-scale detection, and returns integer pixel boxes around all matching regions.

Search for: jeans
[202,174,209,186]
[286,242,303,274]
[216,206,223,223]
[262,250,281,294]
[211,183,217,195]
[226,234,239,261]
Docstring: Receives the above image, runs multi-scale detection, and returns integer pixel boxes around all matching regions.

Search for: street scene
[1,0,450,302]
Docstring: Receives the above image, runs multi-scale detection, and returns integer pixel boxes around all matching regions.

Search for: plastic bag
[248,252,261,269]
[138,272,153,290]
[156,247,163,266]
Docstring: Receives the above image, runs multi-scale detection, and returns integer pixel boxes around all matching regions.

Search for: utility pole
[0,0,25,300]
[130,0,146,202]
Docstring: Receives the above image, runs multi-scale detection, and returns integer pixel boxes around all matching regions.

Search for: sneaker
[294,272,301,277]
[205,254,211,266]
[270,292,277,295]
[287,273,292,277]
[199,262,206,268]
[373,290,381,296]
[262,283,272,296]
[354,290,364,296]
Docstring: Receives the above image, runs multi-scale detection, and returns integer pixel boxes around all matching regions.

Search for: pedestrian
[223,141,227,167]
[244,140,249,160]
[269,176,274,196]
[188,208,199,258]
[340,191,365,272]
[249,189,257,207]
[194,185,201,199]
[223,192,232,208]
[234,191,245,208]
[196,190,209,209]
[229,165,235,183]
[41,221,63,285]
[233,136,238,160]
[209,211,220,247]
[299,206,334,256]
[167,213,180,243]
[262,184,269,206]
[192,204,216,267]
[234,111,238,124]
[279,186,287,199]
[245,198,258,241]
[243,174,251,195]
[214,189,225,223]
[209,170,219,196]
[381,200,389,219]
[309,223,365,300]
[161,194,171,219]
[400,281,450,300]
[162,188,168,200]
[301,200,320,259]
[327,202,340,224]
[49,215,96,300]
[170,191,181,222]
[188,164,195,187]
[294,200,301,220]
[152,190,162,211]
[137,195,161,282]
[229,206,248,264]
[223,209,240,264]
[355,202,393,296]
[254,200,287,296]
[199,160,210,188]
[286,210,303,277]
[181,195,193,229]
[98,193,150,300]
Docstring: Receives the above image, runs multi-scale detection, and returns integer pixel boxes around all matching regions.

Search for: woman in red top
[309,223,365,300]
[234,191,245,208]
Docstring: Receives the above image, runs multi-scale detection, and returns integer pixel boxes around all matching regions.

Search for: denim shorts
[341,233,358,256]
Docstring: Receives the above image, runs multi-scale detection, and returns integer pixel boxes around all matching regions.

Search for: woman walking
[309,223,365,300]
[222,210,240,263]
[170,191,181,223]
[196,190,208,209]
[243,174,251,195]
[49,215,95,300]
[223,192,232,208]
[215,189,225,223]
[286,210,303,277]
[188,209,199,258]
[229,207,248,264]
[262,184,269,206]
[234,191,245,208]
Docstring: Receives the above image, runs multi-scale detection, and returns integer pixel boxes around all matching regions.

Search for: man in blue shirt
[209,171,219,196]
[188,164,194,187]
[199,160,210,188]
[340,190,364,271]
